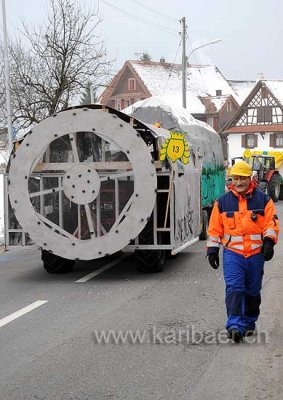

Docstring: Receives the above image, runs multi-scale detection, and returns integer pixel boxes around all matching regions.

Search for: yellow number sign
[160,131,190,164]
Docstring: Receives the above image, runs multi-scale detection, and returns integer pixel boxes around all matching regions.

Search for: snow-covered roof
[201,95,232,113]
[263,80,283,104]
[228,80,256,104]
[210,96,229,111]
[129,61,238,114]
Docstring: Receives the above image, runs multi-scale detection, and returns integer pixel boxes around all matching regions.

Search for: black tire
[41,250,75,274]
[199,209,208,240]
[135,249,166,273]
[268,174,281,202]
[279,184,283,201]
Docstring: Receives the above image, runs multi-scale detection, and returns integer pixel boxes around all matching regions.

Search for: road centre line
[75,254,129,283]
[0,300,48,329]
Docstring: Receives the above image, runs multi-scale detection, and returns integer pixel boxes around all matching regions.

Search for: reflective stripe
[207,241,220,248]
[224,233,263,242]
[264,229,277,237]
[250,234,262,241]
[208,236,221,243]
[229,244,244,250]
[251,243,262,250]
[230,236,244,242]
[223,233,243,242]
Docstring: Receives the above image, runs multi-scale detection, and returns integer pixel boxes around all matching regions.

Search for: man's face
[231,175,251,194]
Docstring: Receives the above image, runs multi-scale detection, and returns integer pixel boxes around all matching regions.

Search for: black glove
[261,237,274,261]
[207,248,219,269]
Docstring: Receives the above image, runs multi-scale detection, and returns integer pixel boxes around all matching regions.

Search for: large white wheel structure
[8,108,157,260]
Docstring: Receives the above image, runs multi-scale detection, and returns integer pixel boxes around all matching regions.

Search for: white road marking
[75,255,129,283]
[0,300,48,329]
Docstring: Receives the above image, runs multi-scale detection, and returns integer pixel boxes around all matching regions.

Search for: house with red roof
[99,60,251,132]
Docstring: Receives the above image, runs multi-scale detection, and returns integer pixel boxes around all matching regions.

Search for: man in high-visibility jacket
[207,160,279,342]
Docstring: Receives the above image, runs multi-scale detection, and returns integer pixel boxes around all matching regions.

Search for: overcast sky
[2,0,283,81]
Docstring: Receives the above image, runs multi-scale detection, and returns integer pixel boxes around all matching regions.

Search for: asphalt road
[0,202,283,400]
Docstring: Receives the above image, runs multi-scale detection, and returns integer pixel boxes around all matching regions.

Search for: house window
[270,133,283,148]
[226,101,232,112]
[116,100,121,110]
[257,106,272,123]
[125,99,130,108]
[241,134,258,148]
[128,78,136,91]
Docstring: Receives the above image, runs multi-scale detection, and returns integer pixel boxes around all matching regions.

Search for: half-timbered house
[223,80,283,161]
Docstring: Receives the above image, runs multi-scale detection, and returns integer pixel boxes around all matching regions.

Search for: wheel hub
[63,164,100,205]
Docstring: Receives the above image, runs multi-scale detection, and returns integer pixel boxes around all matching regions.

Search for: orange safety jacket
[207,182,279,257]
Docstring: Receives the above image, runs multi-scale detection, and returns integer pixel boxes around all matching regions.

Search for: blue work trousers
[223,249,264,335]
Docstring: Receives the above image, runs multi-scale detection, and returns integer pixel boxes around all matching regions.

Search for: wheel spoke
[100,171,134,182]
[69,133,80,162]
[108,193,135,233]
[29,186,63,198]
[36,213,78,240]
[84,204,96,238]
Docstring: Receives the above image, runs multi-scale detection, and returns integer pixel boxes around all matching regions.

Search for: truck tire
[135,249,166,273]
[268,174,281,202]
[199,209,208,240]
[41,250,75,274]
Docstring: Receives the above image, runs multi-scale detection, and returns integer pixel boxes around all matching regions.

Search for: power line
[100,0,177,35]
[163,38,182,96]
[127,0,179,24]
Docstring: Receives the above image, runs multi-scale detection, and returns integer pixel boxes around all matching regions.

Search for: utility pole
[181,17,187,109]
[1,0,13,154]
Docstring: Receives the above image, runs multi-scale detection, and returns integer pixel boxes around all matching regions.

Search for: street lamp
[187,39,221,64]
[182,39,221,108]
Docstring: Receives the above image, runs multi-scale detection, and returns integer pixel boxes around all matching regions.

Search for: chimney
[160,57,165,63]
[256,72,265,81]
[216,89,222,96]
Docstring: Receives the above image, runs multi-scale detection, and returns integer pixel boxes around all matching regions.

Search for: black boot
[243,330,255,337]
[227,329,243,343]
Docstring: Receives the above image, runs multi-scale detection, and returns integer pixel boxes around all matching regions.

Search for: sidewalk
[190,231,283,399]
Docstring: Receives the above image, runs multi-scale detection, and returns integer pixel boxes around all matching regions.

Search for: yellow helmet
[230,160,252,177]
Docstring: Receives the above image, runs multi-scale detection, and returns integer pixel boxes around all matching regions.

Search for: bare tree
[2,0,113,130]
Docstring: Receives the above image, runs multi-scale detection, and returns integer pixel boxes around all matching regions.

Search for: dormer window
[128,78,136,91]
